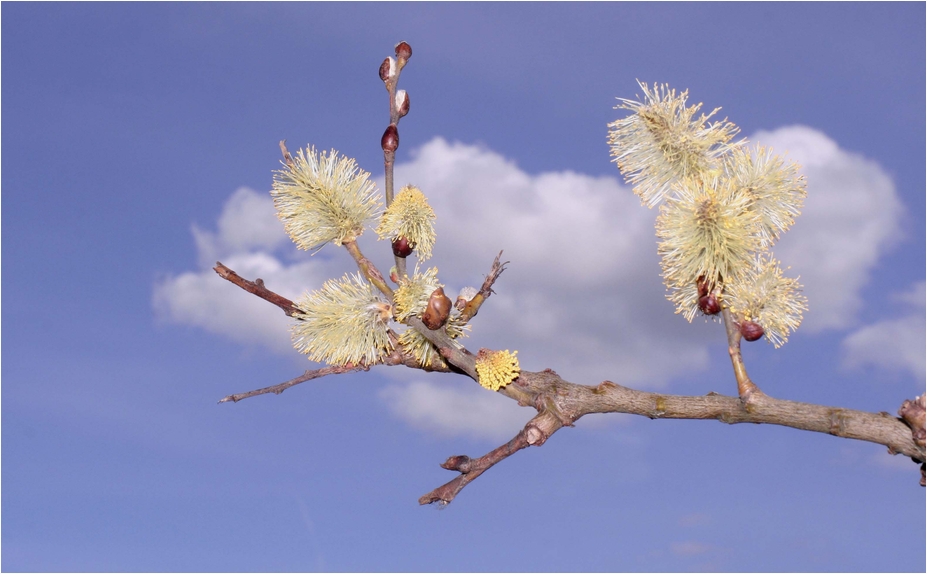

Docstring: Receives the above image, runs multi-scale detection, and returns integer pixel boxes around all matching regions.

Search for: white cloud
[379,379,532,442]
[192,186,290,268]
[752,126,903,331]
[841,281,925,380]
[153,187,343,355]
[156,131,905,436]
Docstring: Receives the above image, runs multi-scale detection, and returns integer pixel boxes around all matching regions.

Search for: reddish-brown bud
[389,266,400,284]
[381,124,399,152]
[396,90,410,118]
[698,294,721,315]
[378,57,392,82]
[696,275,711,299]
[391,236,414,258]
[395,41,412,60]
[740,320,765,342]
[421,287,452,330]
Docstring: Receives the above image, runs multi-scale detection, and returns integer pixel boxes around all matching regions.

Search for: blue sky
[2,3,924,572]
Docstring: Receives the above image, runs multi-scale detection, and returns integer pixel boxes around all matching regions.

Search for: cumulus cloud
[752,126,903,331]
[153,187,343,355]
[156,131,904,437]
[842,281,925,380]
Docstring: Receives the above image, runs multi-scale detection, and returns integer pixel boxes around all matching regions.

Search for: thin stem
[219,365,367,403]
[343,240,393,301]
[721,306,763,403]
[382,45,410,279]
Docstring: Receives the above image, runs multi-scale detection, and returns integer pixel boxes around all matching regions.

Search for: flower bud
[381,124,399,152]
[378,57,394,82]
[395,41,412,60]
[455,286,478,311]
[421,287,452,330]
[389,266,399,284]
[740,320,765,342]
[395,90,410,118]
[696,275,711,299]
[391,236,415,258]
[698,294,720,315]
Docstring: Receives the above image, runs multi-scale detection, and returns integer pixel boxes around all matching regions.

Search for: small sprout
[395,41,412,60]
[455,286,479,311]
[376,185,437,261]
[389,266,400,284]
[381,124,399,152]
[271,146,380,251]
[475,349,521,391]
[391,236,415,258]
[739,320,765,342]
[421,287,452,330]
[396,90,410,118]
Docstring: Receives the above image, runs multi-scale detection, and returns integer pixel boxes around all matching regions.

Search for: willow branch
[419,370,925,504]
[213,263,924,500]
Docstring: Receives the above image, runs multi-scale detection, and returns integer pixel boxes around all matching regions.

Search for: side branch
[214,262,301,317]
[218,364,367,403]
[419,430,531,505]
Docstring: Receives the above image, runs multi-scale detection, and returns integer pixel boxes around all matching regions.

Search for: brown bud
[395,41,412,60]
[698,294,721,315]
[396,90,410,118]
[391,236,414,258]
[389,266,400,284]
[378,57,392,82]
[421,287,452,330]
[740,320,765,342]
[381,124,399,152]
[696,275,711,299]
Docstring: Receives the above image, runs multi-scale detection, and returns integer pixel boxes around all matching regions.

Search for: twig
[343,239,393,301]
[219,364,367,403]
[213,261,301,317]
[460,251,509,322]
[420,430,531,505]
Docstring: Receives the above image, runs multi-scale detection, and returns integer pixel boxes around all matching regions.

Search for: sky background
[2,3,925,572]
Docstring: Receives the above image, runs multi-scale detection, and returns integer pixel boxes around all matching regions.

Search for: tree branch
[418,371,925,504]
[213,262,925,502]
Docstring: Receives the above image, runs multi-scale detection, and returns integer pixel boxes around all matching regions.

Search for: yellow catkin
[475,349,520,391]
